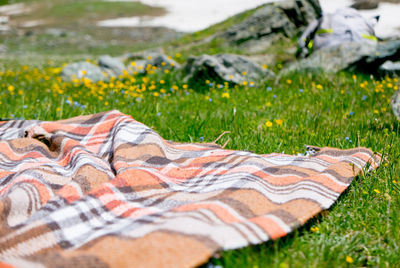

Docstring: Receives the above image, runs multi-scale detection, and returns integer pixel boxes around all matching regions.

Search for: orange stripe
[115,169,163,187]
[250,216,287,239]
[57,184,81,203]
[252,170,346,192]
[0,262,15,268]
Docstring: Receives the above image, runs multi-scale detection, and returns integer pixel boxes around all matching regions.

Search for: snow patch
[98,0,400,38]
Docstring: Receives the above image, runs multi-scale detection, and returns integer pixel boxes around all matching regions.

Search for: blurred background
[0,0,399,58]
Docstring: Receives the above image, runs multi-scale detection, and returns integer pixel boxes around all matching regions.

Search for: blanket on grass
[0,111,380,268]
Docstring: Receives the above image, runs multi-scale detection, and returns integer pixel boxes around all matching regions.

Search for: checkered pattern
[0,111,380,267]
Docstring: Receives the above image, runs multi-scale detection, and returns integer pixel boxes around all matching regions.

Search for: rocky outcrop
[98,55,127,76]
[284,40,400,74]
[358,40,400,72]
[391,90,400,118]
[61,56,129,82]
[61,62,105,82]
[183,54,275,86]
[351,0,380,10]
[284,42,376,73]
[123,50,181,73]
[219,0,322,53]
[379,61,400,76]
[60,51,181,81]
[147,54,181,70]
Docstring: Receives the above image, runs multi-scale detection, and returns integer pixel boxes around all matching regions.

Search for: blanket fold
[0,111,380,268]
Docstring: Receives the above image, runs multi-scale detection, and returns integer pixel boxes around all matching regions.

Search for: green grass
[0,0,168,57]
[170,7,259,46]
[0,58,399,267]
[0,0,399,265]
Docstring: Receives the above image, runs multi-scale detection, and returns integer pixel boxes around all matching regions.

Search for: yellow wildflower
[310,226,319,232]
[275,119,283,125]
[346,256,354,264]
[374,189,380,194]
[221,92,230,99]
[265,121,273,127]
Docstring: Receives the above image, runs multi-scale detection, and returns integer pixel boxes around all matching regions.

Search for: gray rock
[61,62,105,82]
[183,54,275,86]
[285,40,400,74]
[360,40,400,71]
[285,42,376,73]
[98,55,127,76]
[129,59,147,74]
[351,0,380,10]
[379,61,400,76]
[391,90,400,118]
[147,54,181,70]
[219,0,321,53]
[125,50,180,73]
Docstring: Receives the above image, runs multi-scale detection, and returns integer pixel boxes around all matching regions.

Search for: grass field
[0,1,399,267]
[1,57,399,267]
[0,0,168,56]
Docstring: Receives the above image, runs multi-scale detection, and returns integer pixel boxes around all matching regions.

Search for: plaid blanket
[0,111,379,267]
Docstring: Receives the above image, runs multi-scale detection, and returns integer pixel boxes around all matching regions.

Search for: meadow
[0,0,399,266]
[0,56,399,267]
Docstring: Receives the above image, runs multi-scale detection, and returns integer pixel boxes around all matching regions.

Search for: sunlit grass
[0,60,399,267]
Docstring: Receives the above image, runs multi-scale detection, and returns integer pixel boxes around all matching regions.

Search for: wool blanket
[0,111,380,268]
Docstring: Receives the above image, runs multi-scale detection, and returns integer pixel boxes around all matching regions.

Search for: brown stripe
[63,232,215,268]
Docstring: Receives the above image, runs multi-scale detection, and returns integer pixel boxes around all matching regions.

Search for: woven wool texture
[0,111,380,267]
